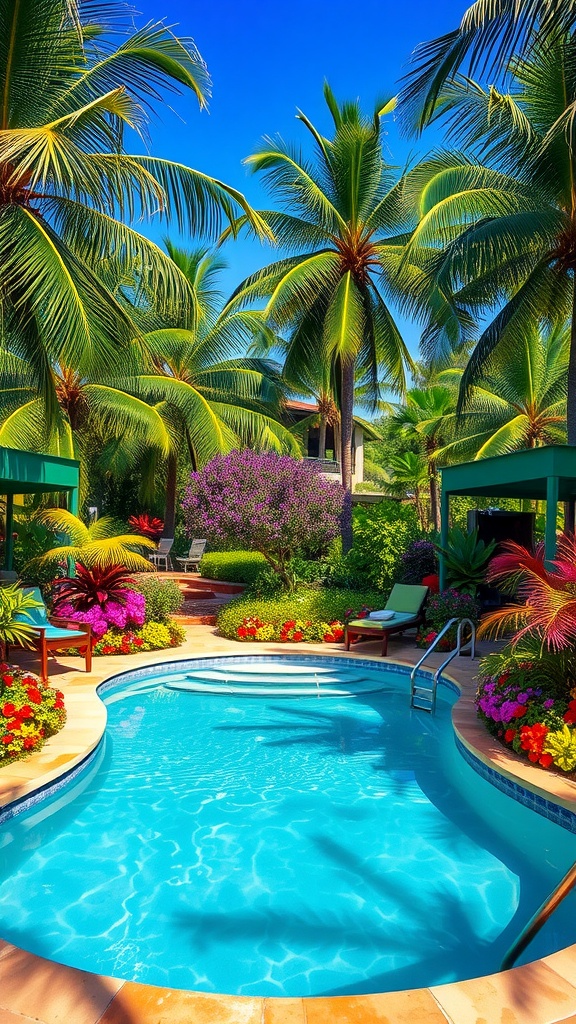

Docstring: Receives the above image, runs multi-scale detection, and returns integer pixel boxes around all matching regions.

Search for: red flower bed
[0,664,66,764]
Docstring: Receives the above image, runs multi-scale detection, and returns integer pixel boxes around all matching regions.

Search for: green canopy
[0,447,80,570]
[439,446,576,588]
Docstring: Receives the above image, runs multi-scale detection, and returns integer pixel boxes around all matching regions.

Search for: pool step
[164,678,384,697]
[184,668,356,686]
[410,684,434,712]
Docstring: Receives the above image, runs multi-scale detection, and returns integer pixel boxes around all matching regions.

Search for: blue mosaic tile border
[0,742,103,827]
[455,734,576,834]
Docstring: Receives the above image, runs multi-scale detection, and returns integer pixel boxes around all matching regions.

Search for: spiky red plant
[128,513,164,541]
[480,533,576,651]
[51,564,136,613]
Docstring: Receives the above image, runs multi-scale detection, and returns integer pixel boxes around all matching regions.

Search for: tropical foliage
[223,84,414,546]
[34,510,155,571]
[0,0,267,417]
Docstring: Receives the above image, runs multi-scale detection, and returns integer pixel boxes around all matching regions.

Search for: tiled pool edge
[3,639,576,1024]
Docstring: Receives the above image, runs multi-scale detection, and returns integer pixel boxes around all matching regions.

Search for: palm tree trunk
[318,417,327,461]
[164,454,177,538]
[340,358,355,552]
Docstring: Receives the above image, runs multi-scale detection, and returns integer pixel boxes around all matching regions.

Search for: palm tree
[396,32,576,447]
[387,452,430,531]
[0,0,268,414]
[436,324,568,461]
[129,246,300,534]
[223,85,414,549]
[393,387,455,531]
[400,0,576,132]
[35,510,156,571]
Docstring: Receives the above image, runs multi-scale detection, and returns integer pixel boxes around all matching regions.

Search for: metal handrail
[410,618,459,685]
[410,617,476,714]
[502,859,576,971]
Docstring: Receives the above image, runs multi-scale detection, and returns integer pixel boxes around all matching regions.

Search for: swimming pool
[1,654,576,997]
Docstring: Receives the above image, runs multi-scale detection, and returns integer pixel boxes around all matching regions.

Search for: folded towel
[368,609,395,621]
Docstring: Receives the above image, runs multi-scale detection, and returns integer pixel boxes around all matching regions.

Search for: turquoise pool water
[1,655,576,997]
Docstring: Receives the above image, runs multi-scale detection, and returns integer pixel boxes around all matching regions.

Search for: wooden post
[545,476,559,565]
[439,486,449,590]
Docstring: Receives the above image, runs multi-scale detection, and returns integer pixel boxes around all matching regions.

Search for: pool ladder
[502,859,576,970]
[409,617,476,714]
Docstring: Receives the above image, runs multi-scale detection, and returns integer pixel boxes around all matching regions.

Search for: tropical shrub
[475,661,576,773]
[56,590,146,639]
[94,621,186,656]
[198,551,268,587]
[35,510,156,572]
[128,514,164,541]
[417,589,480,651]
[436,527,496,595]
[0,665,66,764]
[344,501,420,591]
[133,576,183,622]
[480,533,576,658]
[399,539,438,584]
[0,585,43,659]
[217,588,383,641]
[182,451,345,589]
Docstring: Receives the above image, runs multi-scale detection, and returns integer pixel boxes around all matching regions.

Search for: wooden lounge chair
[149,537,174,571]
[344,584,428,657]
[14,586,92,681]
[175,539,207,572]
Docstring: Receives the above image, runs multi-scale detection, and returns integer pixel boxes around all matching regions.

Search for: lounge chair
[149,537,174,571]
[14,586,92,681]
[175,539,207,573]
[344,584,428,657]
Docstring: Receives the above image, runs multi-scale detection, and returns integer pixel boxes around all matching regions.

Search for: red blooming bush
[0,664,66,764]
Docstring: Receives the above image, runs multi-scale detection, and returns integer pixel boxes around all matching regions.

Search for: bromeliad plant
[436,527,496,595]
[128,515,164,541]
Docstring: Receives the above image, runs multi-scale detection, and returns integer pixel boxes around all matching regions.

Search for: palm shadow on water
[209,689,576,994]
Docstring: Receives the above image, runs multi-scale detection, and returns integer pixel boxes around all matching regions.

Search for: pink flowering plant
[416,589,480,650]
[182,450,345,590]
[51,564,145,639]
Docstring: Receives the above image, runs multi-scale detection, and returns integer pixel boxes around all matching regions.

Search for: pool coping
[3,632,576,1024]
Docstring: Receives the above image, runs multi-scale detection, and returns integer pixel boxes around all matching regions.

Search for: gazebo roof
[440,446,576,502]
[0,447,80,496]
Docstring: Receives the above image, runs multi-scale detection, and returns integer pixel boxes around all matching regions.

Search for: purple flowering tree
[182,450,345,589]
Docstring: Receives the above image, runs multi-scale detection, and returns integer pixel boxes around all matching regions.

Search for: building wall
[351,425,364,487]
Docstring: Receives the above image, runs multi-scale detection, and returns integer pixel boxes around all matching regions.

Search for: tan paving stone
[99,986,262,1024]
[304,989,450,1024]
[264,997,306,1024]
[0,944,121,1024]
[431,960,576,1024]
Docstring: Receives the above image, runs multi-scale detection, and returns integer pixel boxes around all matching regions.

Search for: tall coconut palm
[436,324,568,461]
[400,0,576,132]
[396,32,576,446]
[387,452,430,531]
[393,387,456,531]
[128,246,300,534]
[0,0,268,413]
[222,85,414,549]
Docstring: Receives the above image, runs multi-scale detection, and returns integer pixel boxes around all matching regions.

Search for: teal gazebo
[0,447,80,571]
[439,446,576,589]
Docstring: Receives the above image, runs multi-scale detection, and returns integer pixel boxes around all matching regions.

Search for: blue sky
[132,0,469,356]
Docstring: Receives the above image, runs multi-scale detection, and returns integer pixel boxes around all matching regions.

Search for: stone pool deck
[2,627,576,1023]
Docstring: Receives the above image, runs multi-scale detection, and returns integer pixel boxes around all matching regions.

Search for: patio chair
[175,539,207,573]
[344,584,428,657]
[13,586,92,682]
[148,537,174,571]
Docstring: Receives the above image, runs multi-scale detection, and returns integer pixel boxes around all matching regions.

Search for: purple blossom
[182,451,345,577]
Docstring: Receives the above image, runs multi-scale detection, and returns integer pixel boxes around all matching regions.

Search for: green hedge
[217,586,386,640]
[198,550,268,586]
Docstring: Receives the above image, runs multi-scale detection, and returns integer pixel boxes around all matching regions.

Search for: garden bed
[217,588,384,643]
[0,665,66,766]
